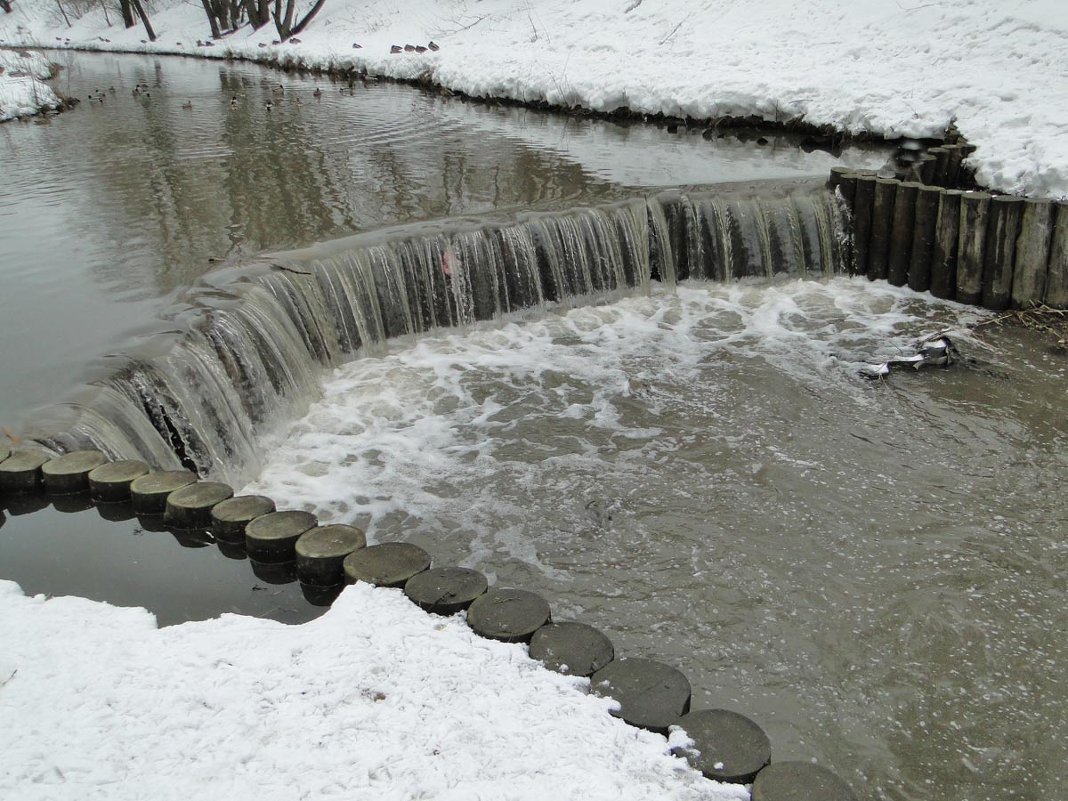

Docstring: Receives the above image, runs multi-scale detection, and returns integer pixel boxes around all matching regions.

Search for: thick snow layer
[1,1,1067,197]
[0,47,59,120]
[0,579,746,801]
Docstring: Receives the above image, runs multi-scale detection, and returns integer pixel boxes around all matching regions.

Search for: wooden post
[908,186,941,293]
[852,174,877,277]
[867,178,897,281]
[930,190,963,299]
[888,181,919,286]
[829,169,858,207]
[1010,200,1055,308]
[981,196,1022,310]
[1045,203,1068,308]
[943,144,965,188]
[956,191,991,306]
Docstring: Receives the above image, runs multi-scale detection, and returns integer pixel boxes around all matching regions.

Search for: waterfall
[27,184,849,487]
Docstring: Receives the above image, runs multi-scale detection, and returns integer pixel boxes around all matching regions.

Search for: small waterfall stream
[29,183,850,485]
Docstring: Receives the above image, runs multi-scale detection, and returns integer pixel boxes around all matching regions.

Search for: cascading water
[28,183,850,486]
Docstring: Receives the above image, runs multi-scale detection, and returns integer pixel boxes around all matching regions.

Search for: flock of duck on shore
[68,40,441,113]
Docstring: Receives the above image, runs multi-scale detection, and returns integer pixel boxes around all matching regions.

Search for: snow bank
[0,579,745,801]
[0,47,60,120]
[1,0,1067,197]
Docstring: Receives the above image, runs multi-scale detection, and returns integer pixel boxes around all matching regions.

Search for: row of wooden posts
[828,167,1068,310]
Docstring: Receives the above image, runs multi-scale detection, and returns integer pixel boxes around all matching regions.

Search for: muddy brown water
[1,52,1064,801]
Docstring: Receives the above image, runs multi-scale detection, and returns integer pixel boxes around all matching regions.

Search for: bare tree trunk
[290,0,326,36]
[99,0,110,25]
[1,0,14,14]
[200,0,222,38]
[55,0,72,27]
[119,0,136,28]
[244,0,267,28]
[130,0,156,40]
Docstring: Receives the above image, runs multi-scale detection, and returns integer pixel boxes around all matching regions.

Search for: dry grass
[974,303,1068,346]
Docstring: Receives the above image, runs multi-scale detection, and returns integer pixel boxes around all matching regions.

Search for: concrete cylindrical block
[930,190,964,299]
[0,450,51,493]
[211,494,276,542]
[404,567,488,615]
[591,657,692,734]
[343,541,431,588]
[1045,203,1068,308]
[752,762,858,801]
[851,174,877,276]
[129,470,198,515]
[295,523,367,586]
[867,178,897,281]
[466,588,551,644]
[673,709,771,784]
[0,447,9,465]
[164,481,235,529]
[908,185,942,292]
[982,196,1023,310]
[529,622,614,677]
[245,510,318,563]
[1011,200,1055,308]
[887,181,919,286]
[88,459,151,502]
[41,450,109,494]
[956,191,992,305]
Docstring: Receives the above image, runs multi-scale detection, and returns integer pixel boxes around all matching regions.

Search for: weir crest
[27,182,850,486]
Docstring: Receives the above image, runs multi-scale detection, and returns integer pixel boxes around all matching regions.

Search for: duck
[265,99,274,111]
[415,45,427,53]
[181,100,193,110]
[390,44,403,53]
[272,83,284,94]
[428,41,440,51]
[403,44,416,52]
[312,87,322,98]
[352,42,362,49]
[230,95,239,107]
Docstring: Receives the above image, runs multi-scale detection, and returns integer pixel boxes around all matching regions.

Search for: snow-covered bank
[0,579,745,801]
[2,1,1067,198]
[0,47,60,120]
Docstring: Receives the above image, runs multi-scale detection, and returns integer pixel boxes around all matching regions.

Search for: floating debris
[862,332,960,379]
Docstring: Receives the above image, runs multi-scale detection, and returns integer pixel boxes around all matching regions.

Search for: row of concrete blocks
[0,446,856,800]
[828,167,1068,310]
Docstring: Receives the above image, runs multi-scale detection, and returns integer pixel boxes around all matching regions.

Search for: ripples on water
[246,279,1067,801]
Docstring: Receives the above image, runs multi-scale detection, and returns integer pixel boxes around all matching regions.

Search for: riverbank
[0,47,59,119]
[2,1,1067,198]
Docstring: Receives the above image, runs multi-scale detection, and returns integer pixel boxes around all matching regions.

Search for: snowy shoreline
[2,0,1067,198]
[0,46,61,120]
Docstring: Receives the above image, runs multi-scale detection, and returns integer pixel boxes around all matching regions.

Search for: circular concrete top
[751,761,857,801]
[466,588,551,644]
[343,542,432,588]
[672,708,771,783]
[164,481,235,529]
[591,657,691,734]
[41,450,109,494]
[529,622,614,677]
[404,567,488,615]
[129,470,198,514]
[88,459,151,502]
[211,494,276,540]
[0,450,51,491]
[245,510,318,563]
[295,524,367,587]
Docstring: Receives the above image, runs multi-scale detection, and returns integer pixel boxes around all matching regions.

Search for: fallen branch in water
[973,303,1068,345]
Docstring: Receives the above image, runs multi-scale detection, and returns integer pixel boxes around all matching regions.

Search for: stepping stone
[245,510,317,563]
[404,567,487,615]
[212,494,276,542]
[88,460,151,502]
[752,761,857,801]
[295,523,367,586]
[164,481,234,529]
[466,588,551,643]
[1,446,10,463]
[591,658,691,734]
[672,708,771,783]
[529,621,614,677]
[0,450,51,492]
[343,541,431,588]
[129,470,197,514]
[41,450,108,494]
